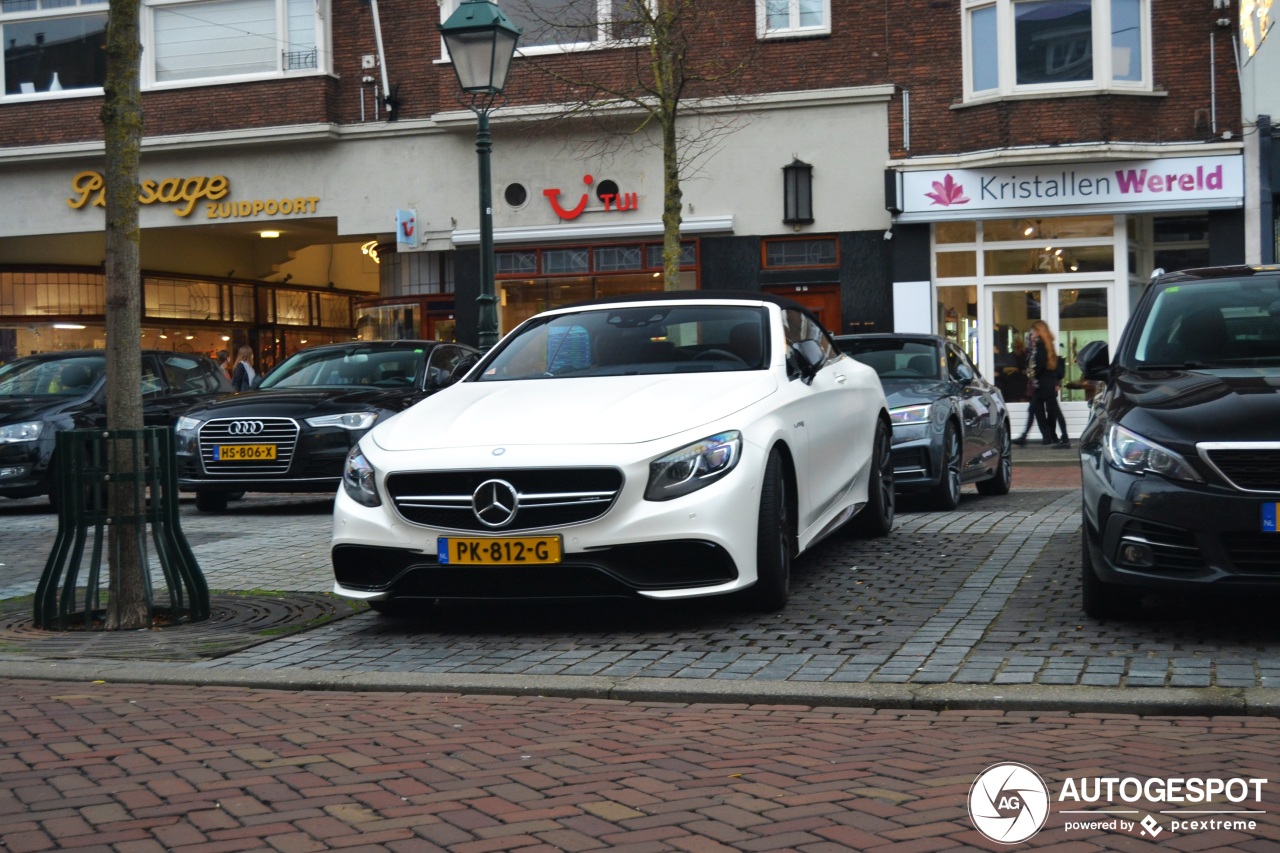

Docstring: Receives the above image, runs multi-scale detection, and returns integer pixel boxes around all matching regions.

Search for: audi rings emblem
[473,479,519,528]
[227,420,266,436]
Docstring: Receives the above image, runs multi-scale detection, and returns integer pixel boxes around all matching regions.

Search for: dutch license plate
[214,444,277,461]
[1264,503,1278,533]
[438,536,562,565]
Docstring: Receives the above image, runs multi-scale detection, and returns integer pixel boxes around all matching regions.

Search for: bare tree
[511,0,757,290]
[101,0,148,629]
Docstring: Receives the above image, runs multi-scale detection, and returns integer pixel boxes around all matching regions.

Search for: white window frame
[961,0,1151,103]
[0,0,109,100]
[756,0,831,40]
[140,0,329,90]
[438,0,651,58]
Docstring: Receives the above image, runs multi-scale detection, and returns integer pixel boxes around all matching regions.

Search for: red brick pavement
[1008,465,1081,491]
[2,681,1277,852]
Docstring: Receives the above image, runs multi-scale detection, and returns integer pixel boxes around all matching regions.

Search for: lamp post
[440,0,521,350]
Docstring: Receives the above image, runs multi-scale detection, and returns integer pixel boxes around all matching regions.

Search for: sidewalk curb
[3,660,1278,717]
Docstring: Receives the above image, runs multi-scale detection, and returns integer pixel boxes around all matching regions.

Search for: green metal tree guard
[34,427,210,630]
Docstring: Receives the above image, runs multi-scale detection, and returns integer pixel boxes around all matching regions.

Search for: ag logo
[968,762,1050,844]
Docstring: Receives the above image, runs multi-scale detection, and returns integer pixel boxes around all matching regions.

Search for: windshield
[1127,277,1280,369]
[476,304,769,381]
[258,346,426,389]
[0,356,104,396]
[839,339,941,380]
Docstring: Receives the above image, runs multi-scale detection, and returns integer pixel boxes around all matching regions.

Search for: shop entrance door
[762,284,842,333]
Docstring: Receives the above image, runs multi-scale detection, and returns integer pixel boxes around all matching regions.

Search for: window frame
[1,0,109,100]
[437,0,652,58]
[961,0,1152,103]
[756,0,831,40]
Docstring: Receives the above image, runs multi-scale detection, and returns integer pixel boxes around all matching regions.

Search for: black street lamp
[440,0,521,350]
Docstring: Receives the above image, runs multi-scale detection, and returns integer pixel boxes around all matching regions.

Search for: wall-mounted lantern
[783,158,814,225]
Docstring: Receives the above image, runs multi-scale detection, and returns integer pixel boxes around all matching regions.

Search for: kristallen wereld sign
[67,170,320,219]
[896,155,1243,221]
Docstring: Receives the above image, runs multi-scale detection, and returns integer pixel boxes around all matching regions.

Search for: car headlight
[175,415,202,434]
[342,445,381,507]
[0,421,43,443]
[1104,423,1203,483]
[645,430,741,501]
[889,404,931,426]
[307,412,379,431]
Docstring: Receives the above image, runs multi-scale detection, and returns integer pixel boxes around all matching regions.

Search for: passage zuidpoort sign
[968,762,1269,843]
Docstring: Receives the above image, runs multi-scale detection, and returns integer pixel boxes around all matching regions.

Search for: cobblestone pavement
[2,679,1279,852]
[2,465,1279,697]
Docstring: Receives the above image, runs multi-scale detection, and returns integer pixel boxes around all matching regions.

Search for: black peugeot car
[0,349,232,505]
[1076,265,1280,619]
[836,333,1012,509]
[174,340,478,511]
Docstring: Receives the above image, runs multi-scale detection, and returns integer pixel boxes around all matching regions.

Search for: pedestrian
[230,345,258,392]
[1029,320,1069,448]
[1012,332,1042,445]
[216,349,231,380]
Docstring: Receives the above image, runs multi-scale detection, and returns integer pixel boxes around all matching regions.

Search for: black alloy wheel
[976,424,1013,496]
[929,421,962,510]
[744,449,792,612]
[852,418,895,538]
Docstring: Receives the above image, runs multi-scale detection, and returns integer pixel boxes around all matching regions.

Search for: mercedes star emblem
[473,479,519,528]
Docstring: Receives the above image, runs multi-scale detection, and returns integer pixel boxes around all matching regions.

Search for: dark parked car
[174,340,478,511]
[0,349,232,505]
[1076,265,1280,619]
[836,333,1012,509]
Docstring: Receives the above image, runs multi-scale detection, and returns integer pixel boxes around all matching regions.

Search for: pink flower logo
[925,174,970,207]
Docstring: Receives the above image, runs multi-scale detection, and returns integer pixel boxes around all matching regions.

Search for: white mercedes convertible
[332,292,892,614]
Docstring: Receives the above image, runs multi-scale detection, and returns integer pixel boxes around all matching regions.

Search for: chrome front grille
[386,468,624,532]
[1199,443,1280,493]
[198,417,300,475]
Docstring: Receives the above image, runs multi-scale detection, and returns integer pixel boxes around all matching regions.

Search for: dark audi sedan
[0,349,231,505]
[1077,265,1280,618]
[836,333,1012,509]
[175,340,478,511]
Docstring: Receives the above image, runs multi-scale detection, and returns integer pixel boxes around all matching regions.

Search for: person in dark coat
[231,345,258,392]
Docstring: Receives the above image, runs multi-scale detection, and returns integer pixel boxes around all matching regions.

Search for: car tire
[744,449,792,612]
[851,418,895,538]
[1081,526,1140,619]
[929,421,962,510]
[195,490,228,513]
[976,424,1013,496]
[368,598,433,618]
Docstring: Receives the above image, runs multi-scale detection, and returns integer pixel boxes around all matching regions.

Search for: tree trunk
[660,111,683,291]
[101,0,148,630]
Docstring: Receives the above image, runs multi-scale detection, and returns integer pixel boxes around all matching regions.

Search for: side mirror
[1076,340,1110,380]
[955,363,975,383]
[789,340,825,380]
[441,354,480,387]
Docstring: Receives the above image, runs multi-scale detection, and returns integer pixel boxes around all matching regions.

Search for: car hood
[0,396,72,423]
[186,387,423,418]
[878,379,950,409]
[1112,367,1280,445]
[371,373,779,451]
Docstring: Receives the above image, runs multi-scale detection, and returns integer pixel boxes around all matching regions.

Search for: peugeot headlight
[645,430,742,501]
[889,404,931,426]
[1104,423,1203,483]
[175,415,202,434]
[307,412,379,431]
[0,422,43,443]
[342,445,381,507]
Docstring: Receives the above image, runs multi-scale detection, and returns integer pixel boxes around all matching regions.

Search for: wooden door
[763,284,842,333]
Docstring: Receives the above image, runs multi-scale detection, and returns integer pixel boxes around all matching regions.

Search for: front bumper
[888,424,942,492]
[1082,455,1280,590]
[0,439,52,499]
[331,442,765,602]
[175,427,354,494]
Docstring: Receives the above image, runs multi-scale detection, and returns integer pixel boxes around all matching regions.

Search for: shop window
[962,0,1149,102]
[439,0,651,54]
[1,0,107,97]
[762,237,838,269]
[937,251,977,278]
[646,243,697,268]
[594,245,644,272]
[316,292,352,327]
[1152,214,1210,272]
[985,244,1114,275]
[935,221,977,244]
[496,251,538,275]
[757,0,830,39]
[543,248,590,275]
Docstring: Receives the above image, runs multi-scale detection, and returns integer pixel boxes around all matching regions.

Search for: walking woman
[1029,320,1069,447]
[230,345,258,392]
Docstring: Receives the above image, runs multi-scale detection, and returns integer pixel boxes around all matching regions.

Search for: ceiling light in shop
[260,230,281,239]
[53,323,86,330]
